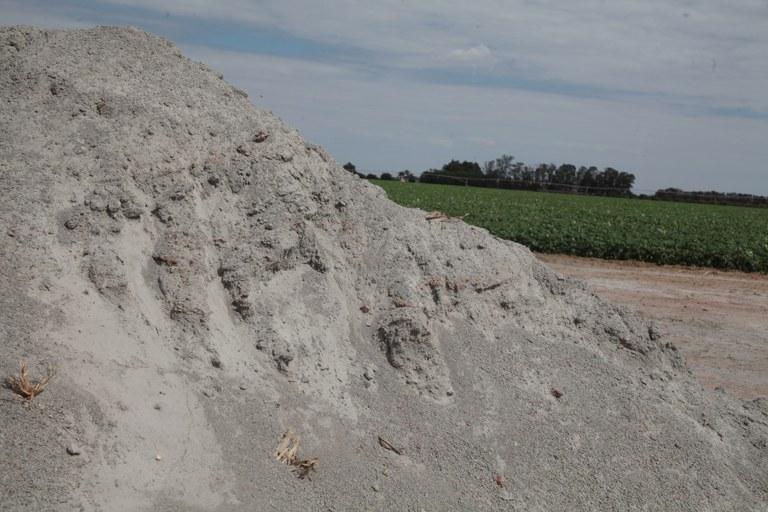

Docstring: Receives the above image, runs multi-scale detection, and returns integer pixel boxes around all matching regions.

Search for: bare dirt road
[538,254,768,399]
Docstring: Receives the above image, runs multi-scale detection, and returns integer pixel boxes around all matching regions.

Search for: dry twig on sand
[425,211,450,221]
[474,280,509,293]
[6,360,55,400]
[377,436,403,455]
[425,211,467,222]
[274,431,318,480]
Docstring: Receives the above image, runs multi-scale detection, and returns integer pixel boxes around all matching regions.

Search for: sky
[2,0,768,194]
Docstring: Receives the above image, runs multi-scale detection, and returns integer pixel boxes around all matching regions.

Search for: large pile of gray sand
[1,26,766,511]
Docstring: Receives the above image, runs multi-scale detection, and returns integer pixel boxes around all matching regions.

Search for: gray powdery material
[0,26,766,511]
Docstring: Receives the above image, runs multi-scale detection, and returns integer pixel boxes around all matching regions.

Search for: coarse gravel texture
[0,26,766,511]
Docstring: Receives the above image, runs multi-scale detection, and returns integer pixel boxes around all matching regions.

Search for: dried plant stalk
[292,458,318,480]
[425,211,449,221]
[425,211,466,222]
[6,360,55,400]
[274,431,319,480]
[274,431,301,464]
[377,436,403,455]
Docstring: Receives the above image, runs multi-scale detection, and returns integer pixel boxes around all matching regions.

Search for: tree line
[346,155,635,195]
[653,188,768,208]
[343,162,415,182]
[420,155,636,196]
[344,158,767,207]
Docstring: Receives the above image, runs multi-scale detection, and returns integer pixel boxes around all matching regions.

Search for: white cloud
[445,44,493,64]
[8,0,768,109]
[93,0,768,111]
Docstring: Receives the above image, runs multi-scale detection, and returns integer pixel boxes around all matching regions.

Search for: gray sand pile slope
[1,26,766,511]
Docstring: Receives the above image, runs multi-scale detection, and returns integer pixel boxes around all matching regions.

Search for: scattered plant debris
[274,431,319,480]
[275,431,300,464]
[292,458,319,480]
[6,360,55,400]
[425,211,449,221]
[377,435,403,455]
[425,211,467,222]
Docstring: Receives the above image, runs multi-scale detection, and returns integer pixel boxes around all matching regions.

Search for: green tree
[440,160,483,177]
[484,154,514,178]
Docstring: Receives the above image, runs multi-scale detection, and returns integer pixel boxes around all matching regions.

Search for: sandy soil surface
[538,254,768,399]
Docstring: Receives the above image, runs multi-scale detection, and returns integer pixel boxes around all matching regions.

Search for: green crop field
[376,181,768,273]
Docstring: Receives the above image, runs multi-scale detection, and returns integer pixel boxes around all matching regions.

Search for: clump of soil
[1,26,766,511]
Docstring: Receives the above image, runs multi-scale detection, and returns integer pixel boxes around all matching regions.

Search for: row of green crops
[376,181,768,273]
